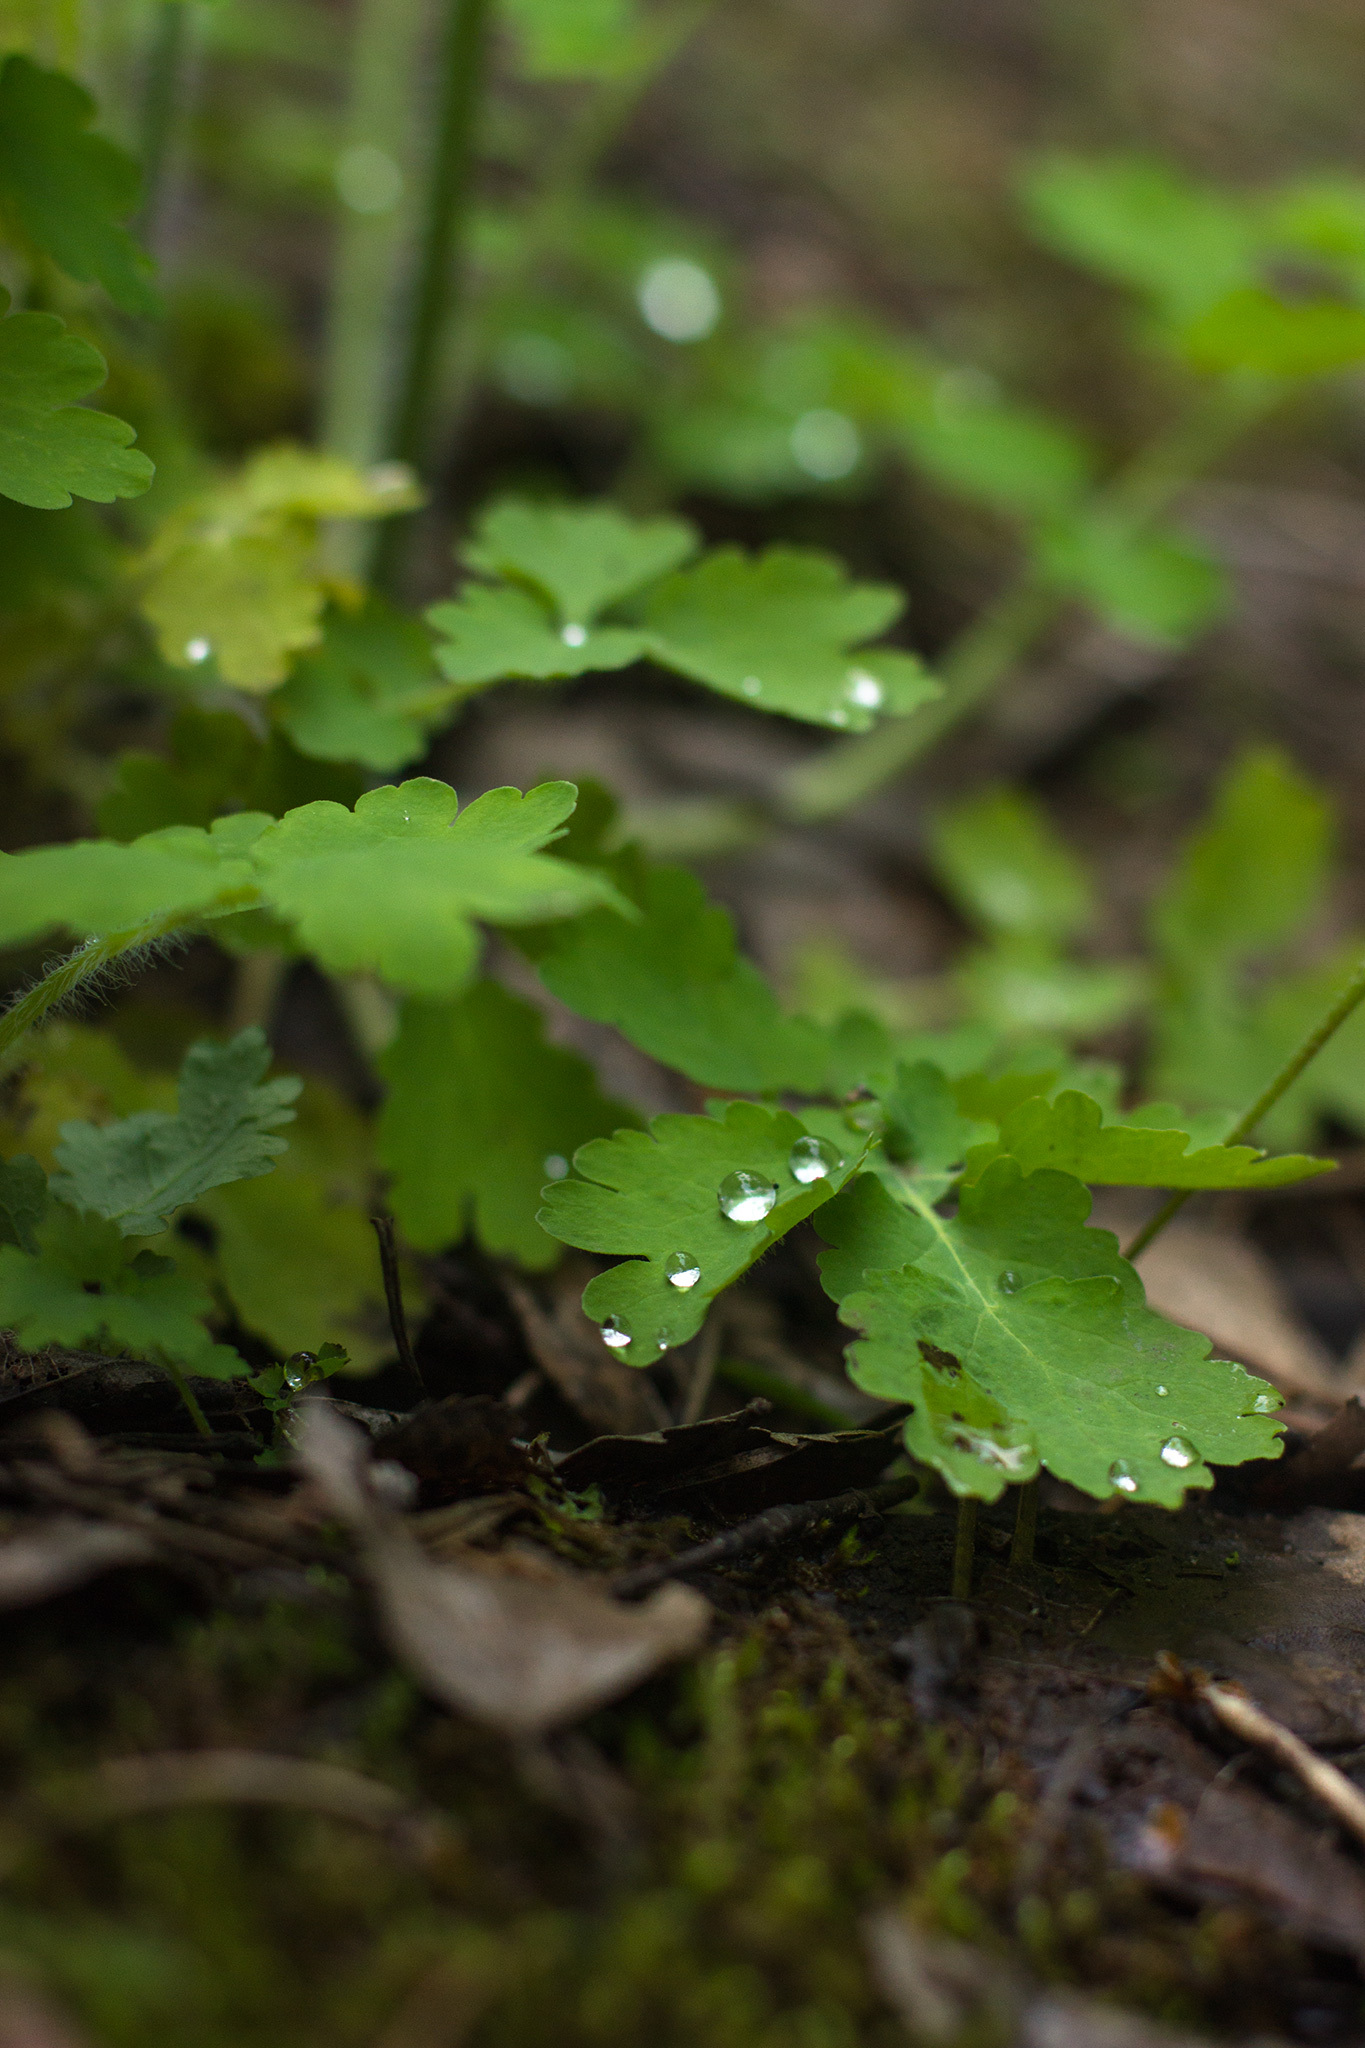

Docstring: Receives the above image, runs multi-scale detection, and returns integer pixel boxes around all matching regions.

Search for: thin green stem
[374,0,492,591]
[1124,947,1365,1261]
[137,1,191,246]
[1009,1477,1039,1573]
[0,913,191,1068]
[951,1496,977,1600]
[159,1358,214,1439]
[779,373,1278,825]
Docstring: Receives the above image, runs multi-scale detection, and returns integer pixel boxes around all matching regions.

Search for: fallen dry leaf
[296,1400,709,1737]
[502,1267,670,1435]
[0,1517,156,1607]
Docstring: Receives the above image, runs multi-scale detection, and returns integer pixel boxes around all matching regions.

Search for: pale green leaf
[1035,514,1228,646]
[0,56,156,313]
[0,1206,244,1379]
[539,1101,869,1364]
[51,1028,300,1236]
[964,1087,1332,1190]
[0,294,153,509]
[930,787,1094,941]
[1180,289,1365,379]
[462,498,696,623]
[249,778,628,996]
[378,981,638,1268]
[639,545,937,729]
[956,940,1147,1039]
[898,397,1094,520]
[817,1164,1283,1504]
[0,814,266,949]
[276,598,443,772]
[427,581,650,690]
[0,1152,44,1253]
[503,0,643,78]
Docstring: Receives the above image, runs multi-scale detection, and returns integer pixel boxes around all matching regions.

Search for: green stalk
[780,374,1277,826]
[159,1357,214,1439]
[137,1,191,245]
[0,913,193,1068]
[373,0,492,591]
[1124,948,1365,1261]
[1009,1476,1039,1572]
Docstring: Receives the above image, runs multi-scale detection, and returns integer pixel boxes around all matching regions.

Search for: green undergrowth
[0,1555,1319,2048]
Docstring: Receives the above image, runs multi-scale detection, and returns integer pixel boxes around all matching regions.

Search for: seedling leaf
[965,1087,1333,1190]
[539,1101,868,1363]
[463,498,697,622]
[0,295,153,508]
[0,815,266,949]
[817,1164,1283,1504]
[428,581,651,689]
[276,599,443,772]
[51,1028,300,1236]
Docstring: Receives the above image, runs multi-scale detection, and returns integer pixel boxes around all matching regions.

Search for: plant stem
[1009,1477,1039,1573]
[1124,947,1365,1261]
[137,1,191,246]
[780,373,1277,825]
[160,1357,214,1439]
[373,0,492,591]
[951,1496,977,1600]
[0,913,192,1069]
[370,1214,427,1397]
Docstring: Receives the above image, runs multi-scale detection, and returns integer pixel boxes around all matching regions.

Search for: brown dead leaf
[0,1517,156,1607]
[295,1400,709,1737]
[502,1267,670,1435]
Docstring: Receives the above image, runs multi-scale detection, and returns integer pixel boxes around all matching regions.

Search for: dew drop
[1250,1389,1278,1414]
[788,1135,843,1185]
[1160,1434,1198,1470]
[1109,1460,1139,1495]
[845,668,884,710]
[741,675,762,698]
[664,1251,702,1291]
[718,1170,778,1225]
[829,707,850,727]
[543,1154,570,1181]
[1155,1385,1169,1397]
[561,623,588,648]
[184,637,212,663]
[601,1316,632,1350]
[997,1269,1024,1295]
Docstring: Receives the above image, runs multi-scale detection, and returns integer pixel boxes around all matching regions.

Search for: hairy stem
[137,0,191,246]
[780,373,1277,825]
[0,913,192,1068]
[1124,947,1365,1261]
[374,0,492,590]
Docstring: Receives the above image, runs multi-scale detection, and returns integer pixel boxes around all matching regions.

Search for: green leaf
[0,294,153,509]
[139,446,420,691]
[97,710,365,842]
[539,1101,869,1364]
[871,1060,995,1206]
[930,787,1094,941]
[0,1152,45,1253]
[50,1027,300,1236]
[199,1080,396,1369]
[1020,154,1257,321]
[955,940,1147,1039]
[520,851,830,1092]
[0,814,266,949]
[427,581,651,691]
[0,1206,244,1378]
[0,56,157,314]
[639,546,937,730]
[462,498,697,624]
[1179,289,1365,379]
[378,981,638,1268]
[1034,513,1228,647]
[964,1088,1332,1190]
[249,778,629,996]
[275,598,443,772]
[897,397,1094,520]
[816,1164,1283,1504]
[503,0,644,78]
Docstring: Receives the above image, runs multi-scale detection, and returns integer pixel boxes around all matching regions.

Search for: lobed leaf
[51,1028,300,1236]
[378,981,638,1268]
[276,599,444,772]
[0,1153,45,1254]
[1034,513,1228,647]
[462,498,696,623]
[817,1165,1283,1504]
[930,787,1094,942]
[0,295,153,509]
[428,581,650,690]
[539,1101,869,1364]
[0,814,267,949]
[964,1087,1333,1190]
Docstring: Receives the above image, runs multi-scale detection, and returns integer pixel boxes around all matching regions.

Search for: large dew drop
[664,1251,702,1291]
[1250,1389,1278,1414]
[560,622,588,648]
[845,668,884,711]
[996,1269,1024,1295]
[1159,1434,1197,1470]
[717,1170,778,1225]
[1108,1460,1139,1495]
[600,1316,632,1350]
[788,1135,842,1185]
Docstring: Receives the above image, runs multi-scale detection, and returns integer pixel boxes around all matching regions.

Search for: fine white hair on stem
[0,913,197,1066]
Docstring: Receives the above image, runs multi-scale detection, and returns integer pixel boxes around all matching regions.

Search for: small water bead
[1155,1385,1169,1397]
[957,1430,1031,1475]
[1108,1460,1140,1495]
[1250,1390,1278,1414]
[1160,1434,1198,1470]
[601,1316,632,1350]
[717,1170,778,1225]
[741,675,762,698]
[664,1251,702,1291]
[845,668,884,711]
[788,1135,843,1185]
[543,1153,570,1181]
[996,1269,1025,1295]
[829,707,850,727]
[560,622,588,648]
[184,637,212,663]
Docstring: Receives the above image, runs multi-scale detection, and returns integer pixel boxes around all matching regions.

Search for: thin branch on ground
[612,1473,917,1598]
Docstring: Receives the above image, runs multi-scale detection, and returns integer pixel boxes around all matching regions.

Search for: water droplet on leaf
[788,1135,842,1185]
[184,637,211,663]
[845,668,884,710]
[997,1269,1024,1294]
[1109,1460,1139,1494]
[1160,1434,1198,1470]
[1155,1385,1169,1397]
[829,707,850,727]
[543,1154,569,1181]
[601,1316,632,1350]
[560,623,588,648]
[664,1251,701,1291]
[1250,1389,1278,1414]
[717,1171,778,1225]
[741,675,762,698]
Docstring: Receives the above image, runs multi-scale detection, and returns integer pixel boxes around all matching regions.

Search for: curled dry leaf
[295,1399,709,1737]
[0,1515,155,1606]
[501,1268,670,1435]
